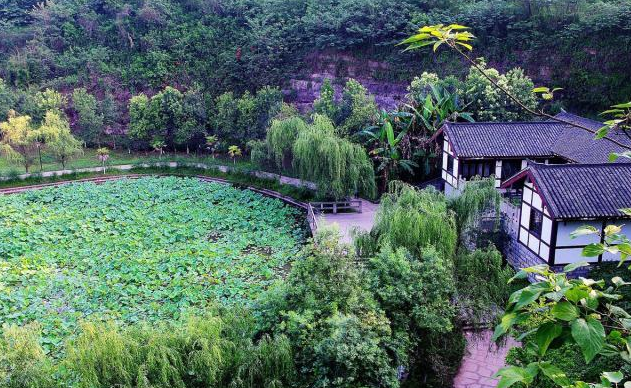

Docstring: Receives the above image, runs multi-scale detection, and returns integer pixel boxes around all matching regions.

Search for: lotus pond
[0,176,306,350]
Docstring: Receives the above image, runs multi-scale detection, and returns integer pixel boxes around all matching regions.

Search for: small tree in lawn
[40,111,82,170]
[228,145,242,164]
[151,139,166,158]
[96,147,110,174]
[0,110,40,173]
[205,135,218,158]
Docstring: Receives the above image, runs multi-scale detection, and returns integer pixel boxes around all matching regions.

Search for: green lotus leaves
[0,176,306,354]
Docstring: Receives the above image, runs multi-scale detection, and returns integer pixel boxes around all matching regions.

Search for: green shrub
[0,324,54,388]
[64,313,295,388]
[259,227,399,388]
[454,247,513,324]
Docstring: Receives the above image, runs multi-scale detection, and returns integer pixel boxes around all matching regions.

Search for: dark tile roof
[555,111,631,148]
[553,111,603,131]
[443,121,564,158]
[503,163,631,220]
[551,126,630,164]
[442,113,631,163]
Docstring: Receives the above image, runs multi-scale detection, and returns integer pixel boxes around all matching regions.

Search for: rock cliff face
[283,51,409,112]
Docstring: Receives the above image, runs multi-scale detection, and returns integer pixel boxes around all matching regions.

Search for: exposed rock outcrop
[283,51,409,111]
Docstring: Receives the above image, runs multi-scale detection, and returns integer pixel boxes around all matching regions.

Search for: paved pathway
[454,330,520,388]
[318,199,379,243]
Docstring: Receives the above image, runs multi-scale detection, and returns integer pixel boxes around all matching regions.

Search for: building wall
[518,179,553,262]
[554,220,601,264]
[442,136,459,191]
[501,200,548,270]
[555,220,631,264]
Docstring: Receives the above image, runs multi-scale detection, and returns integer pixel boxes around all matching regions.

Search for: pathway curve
[318,199,379,243]
[454,330,520,388]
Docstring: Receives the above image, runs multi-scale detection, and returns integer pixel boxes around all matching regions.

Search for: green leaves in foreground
[493,261,631,387]
[571,317,606,363]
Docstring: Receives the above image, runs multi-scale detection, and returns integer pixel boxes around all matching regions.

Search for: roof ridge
[446,121,562,126]
[531,162,631,169]
[555,111,604,125]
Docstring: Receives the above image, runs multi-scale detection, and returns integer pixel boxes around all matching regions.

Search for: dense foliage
[352,181,513,386]
[0,176,306,351]
[492,208,631,388]
[292,114,377,200]
[0,0,628,135]
[1,311,295,388]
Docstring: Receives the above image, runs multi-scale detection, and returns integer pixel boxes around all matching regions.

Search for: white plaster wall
[555,247,590,264]
[556,220,602,246]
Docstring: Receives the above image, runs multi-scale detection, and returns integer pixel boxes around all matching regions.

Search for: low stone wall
[500,200,548,272]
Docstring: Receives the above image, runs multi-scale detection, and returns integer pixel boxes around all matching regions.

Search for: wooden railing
[306,203,319,235]
[309,199,362,214]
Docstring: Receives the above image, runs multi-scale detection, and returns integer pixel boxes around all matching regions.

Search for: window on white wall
[529,208,544,237]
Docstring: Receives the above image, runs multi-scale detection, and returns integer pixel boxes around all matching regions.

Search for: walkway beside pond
[318,199,379,243]
[454,330,519,388]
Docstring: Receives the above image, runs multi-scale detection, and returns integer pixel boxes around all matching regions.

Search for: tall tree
[71,88,105,146]
[40,111,82,169]
[293,114,376,200]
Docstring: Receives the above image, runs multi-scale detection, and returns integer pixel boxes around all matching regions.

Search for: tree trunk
[381,168,389,193]
[38,146,43,171]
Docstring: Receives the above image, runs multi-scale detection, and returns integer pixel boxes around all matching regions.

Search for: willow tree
[266,115,307,171]
[371,182,458,260]
[447,177,500,240]
[293,114,376,200]
[41,111,83,169]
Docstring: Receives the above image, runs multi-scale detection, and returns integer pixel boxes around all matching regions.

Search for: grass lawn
[0,149,257,176]
[0,176,307,353]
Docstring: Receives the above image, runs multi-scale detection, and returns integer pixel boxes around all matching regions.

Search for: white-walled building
[501,163,631,269]
[435,112,631,272]
[437,112,631,195]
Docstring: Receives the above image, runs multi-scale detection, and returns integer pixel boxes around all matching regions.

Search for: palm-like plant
[205,135,218,158]
[362,111,418,191]
[228,145,242,164]
[406,83,473,138]
[96,147,110,174]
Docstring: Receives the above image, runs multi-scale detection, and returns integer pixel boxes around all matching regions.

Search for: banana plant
[406,83,474,138]
[361,111,418,191]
